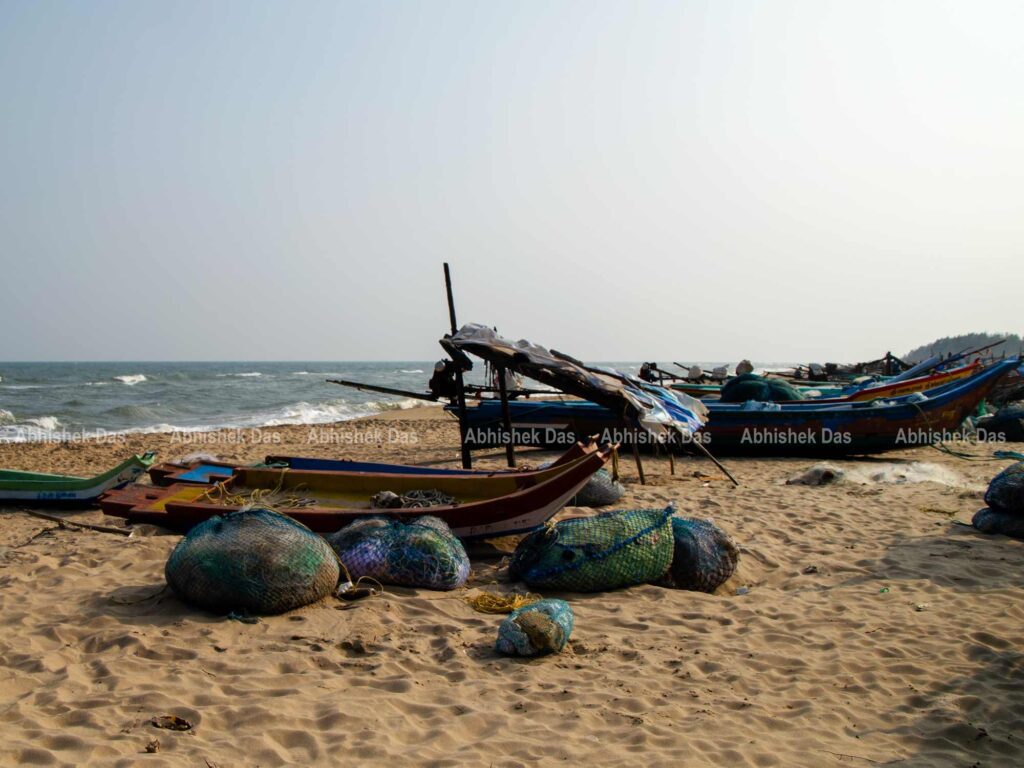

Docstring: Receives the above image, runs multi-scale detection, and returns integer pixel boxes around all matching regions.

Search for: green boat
[0,453,155,507]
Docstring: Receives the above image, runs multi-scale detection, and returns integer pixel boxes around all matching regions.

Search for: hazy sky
[0,1,1020,362]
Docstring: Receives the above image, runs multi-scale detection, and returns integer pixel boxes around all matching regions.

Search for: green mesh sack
[655,517,739,592]
[165,507,340,615]
[973,508,1024,539]
[496,599,574,657]
[326,515,470,590]
[984,462,1024,514]
[570,469,625,508]
[508,506,674,592]
[720,374,805,403]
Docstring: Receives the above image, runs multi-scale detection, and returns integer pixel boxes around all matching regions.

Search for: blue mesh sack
[973,508,1024,539]
[570,469,625,508]
[496,599,574,656]
[165,507,340,615]
[984,462,1024,514]
[508,506,674,593]
[655,517,739,592]
[326,515,470,590]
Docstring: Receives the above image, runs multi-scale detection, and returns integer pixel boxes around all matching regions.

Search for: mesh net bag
[326,515,470,590]
[655,517,740,592]
[973,508,1024,539]
[496,599,574,657]
[984,462,1024,514]
[720,373,805,403]
[508,506,674,592]
[165,507,340,615]
[570,469,625,508]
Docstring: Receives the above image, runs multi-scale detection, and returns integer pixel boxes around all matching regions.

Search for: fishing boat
[452,359,1017,456]
[101,444,615,539]
[147,440,597,486]
[0,453,155,507]
[670,361,981,403]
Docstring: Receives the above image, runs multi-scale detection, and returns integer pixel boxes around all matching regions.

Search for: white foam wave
[217,372,263,378]
[398,369,424,374]
[114,374,147,385]
[0,409,14,424]
[371,398,435,412]
[26,416,62,430]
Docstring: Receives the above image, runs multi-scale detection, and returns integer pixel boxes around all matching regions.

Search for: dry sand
[1,408,1023,766]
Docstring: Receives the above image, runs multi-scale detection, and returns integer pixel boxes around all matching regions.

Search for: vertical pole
[631,441,646,485]
[444,263,472,469]
[497,365,516,468]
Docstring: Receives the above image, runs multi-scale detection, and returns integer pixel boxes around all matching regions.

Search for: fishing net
[984,462,1024,514]
[165,507,340,615]
[508,506,674,592]
[369,489,457,509]
[720,374,805,403]
[495,599,574,656]
[326,515,470,590]
[570,469,625,508]
[655,517,740,593]
[972,508,1024,540]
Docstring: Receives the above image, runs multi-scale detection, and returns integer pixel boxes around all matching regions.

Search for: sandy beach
[0,407,1021,766]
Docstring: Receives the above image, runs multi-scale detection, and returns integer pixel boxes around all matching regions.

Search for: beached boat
[101,444,615,539]
[147,440,596,487]
[670,362,980,403]
[452,359,1017,456]
[0,453,155,507]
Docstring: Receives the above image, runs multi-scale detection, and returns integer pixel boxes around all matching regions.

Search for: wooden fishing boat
[147,440,596,487]
[101,444,615,539]
[0,453,155,507]
[670,362,980,403]
[453,359,1017,456]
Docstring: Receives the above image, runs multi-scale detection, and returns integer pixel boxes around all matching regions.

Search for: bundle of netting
[326,515,470,590]
[655,516,739,592]
[165,507,340,615]
[972,508,1024,539]
[495,599,574,657]
[508,506,675,592]
[720,373,805,403]
[984,462,1024,514]
[570,468,625,508]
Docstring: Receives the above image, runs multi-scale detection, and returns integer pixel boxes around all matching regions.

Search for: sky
[0,0,1021,363]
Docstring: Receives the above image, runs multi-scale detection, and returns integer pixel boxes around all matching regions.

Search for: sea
[0,360,794,443]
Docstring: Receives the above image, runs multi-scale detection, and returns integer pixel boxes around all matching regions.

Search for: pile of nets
[973,462,1024,540]
[370,489,456,509]
[326,515,470,590]
[976,404,1024,442]
[571,468,625,507]
[655,517,739,592]
[165,507,340,615]
[720,374,805,403]
[496,599,574,657]
[509,506,674,592]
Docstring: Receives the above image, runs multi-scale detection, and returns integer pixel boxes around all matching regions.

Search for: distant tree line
[904,332,1023,363]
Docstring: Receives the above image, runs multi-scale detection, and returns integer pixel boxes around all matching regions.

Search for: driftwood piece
[17,509,133,536]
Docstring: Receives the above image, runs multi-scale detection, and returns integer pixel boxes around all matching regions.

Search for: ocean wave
[114,374,147,385]
[217,372,263,378]
[0,409,14,424]
[398,369,424,374]
[371,398,433,412]
[26,415,62,430]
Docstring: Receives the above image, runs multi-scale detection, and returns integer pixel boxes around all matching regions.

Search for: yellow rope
[199,469,313,509]
[464,590,543,614]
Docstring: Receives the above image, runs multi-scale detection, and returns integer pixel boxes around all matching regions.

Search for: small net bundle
[720,374,805,403]
[326,515,470,590]
[984,462,1024,514]
[655,517,740,592]
[972,508,1024,539]
[496,599,574,657]
[570,469,625,508]
[508,506,674,592]
[165,507,340,615]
